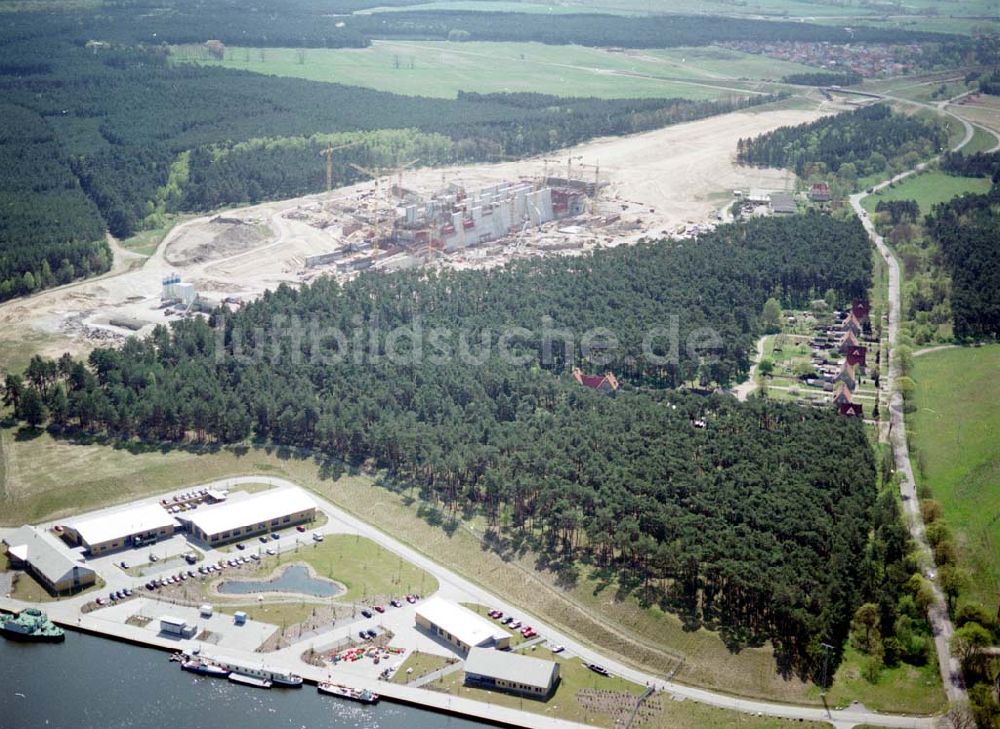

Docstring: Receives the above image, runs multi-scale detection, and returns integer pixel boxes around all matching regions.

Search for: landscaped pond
[217,564,344,598]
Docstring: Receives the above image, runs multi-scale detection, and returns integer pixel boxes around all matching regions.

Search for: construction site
[0,105,817,365]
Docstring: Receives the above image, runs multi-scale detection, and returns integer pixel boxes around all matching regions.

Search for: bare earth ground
[0,105,823,368]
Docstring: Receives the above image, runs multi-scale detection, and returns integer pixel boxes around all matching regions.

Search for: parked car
[123,588,133,597]
[373,605,385,614]
[406,595,418,604]
[235,543,246,551]
[366,629,377,639]
[587,664,610,676]
[390,599,402,608]
[119,561,128,569]
[359,630,368,640]
[259,536,269,543]
[521,628,537,639]
[149,553,158,562]
[361,609,373,619]
[250,554,261,561]
[550,644,565,654]
[488,609,502,619]
[270,532,280,541]
[296,525,307,532]
[509,620,521,629]
[265,548,276,556]
[95,597,106,606]
[312,532,324,542]
[501,616,513,625]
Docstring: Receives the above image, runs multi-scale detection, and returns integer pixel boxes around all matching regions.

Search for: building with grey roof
[3,526,96,595]
[464,647,560,699]
[770,191,797,215]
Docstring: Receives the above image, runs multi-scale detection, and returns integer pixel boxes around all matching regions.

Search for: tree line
[781,71,862,86]
[2,212,877,680]
[736,104,946,185]
[941,150,1000,180]
[925,183,1000,340]
[0,0,958,51]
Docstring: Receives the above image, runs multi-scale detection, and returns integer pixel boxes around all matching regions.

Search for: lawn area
[11,572,104,603]
[818,646,945,715]
[254,534,437,603]
[390,650,457,684]
[962,124,999,155]
[117,215,190,257]
[909,344,1000,608]
[862,169,992,216]
[168,41,811,100]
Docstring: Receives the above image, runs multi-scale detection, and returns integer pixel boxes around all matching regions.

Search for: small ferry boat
[317,682,379,704]
[181,659,230,678]
[228,672,272,689]
[0,609,65,643]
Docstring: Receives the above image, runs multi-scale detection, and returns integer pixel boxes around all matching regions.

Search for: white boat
[181,659,229,677]
[204,656,303,687]
[228,672,272,689]
[318,682,379,704]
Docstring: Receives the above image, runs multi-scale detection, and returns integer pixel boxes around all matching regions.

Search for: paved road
[847,88,974,708]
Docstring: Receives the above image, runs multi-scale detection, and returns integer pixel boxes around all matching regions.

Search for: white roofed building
[414,597,510,653]
[464,646,560,699]
[63,503,176,555]
[179,488,316,546]
[2,526,97,594]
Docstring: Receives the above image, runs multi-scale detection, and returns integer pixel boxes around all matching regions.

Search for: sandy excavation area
[0,104,824,364]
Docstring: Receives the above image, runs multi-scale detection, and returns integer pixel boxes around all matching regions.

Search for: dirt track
[0,104,824,365]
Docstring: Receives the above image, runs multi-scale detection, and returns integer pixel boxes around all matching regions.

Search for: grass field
[818,646,945,714]
[962,125,999,155]
[390,650,456,684]
[909,344,1000,609]
[255,534,437,603]
[862,169,992,216]
[0,425,941,711]
[169,41,817,100]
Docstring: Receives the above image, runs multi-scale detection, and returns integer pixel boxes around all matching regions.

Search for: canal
[0,631,486,728]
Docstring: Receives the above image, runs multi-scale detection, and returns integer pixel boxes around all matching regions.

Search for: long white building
[179,488,316,546]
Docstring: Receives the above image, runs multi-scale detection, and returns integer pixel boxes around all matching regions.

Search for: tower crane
[321,140,362,192]
[350,162,391,250]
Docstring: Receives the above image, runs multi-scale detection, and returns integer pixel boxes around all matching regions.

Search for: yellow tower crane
[322,140,362,192]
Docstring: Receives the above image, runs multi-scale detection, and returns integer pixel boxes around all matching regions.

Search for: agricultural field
[862,169,992,216]
[909,344,1000,609]
[169,41,821,100]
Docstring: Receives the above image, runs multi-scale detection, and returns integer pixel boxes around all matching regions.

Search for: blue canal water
[0,631,487,729]
[218,564,343,598]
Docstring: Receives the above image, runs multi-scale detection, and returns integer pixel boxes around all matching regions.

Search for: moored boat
[181,659,230,677]
[1,609,65,643]
[204,655,302,687]
[228,672,272,689]
[317,682,379,704]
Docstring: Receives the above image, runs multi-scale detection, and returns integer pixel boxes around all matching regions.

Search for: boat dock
[0,597,591,729]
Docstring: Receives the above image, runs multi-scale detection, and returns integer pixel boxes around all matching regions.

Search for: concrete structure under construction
[414,597,510,653]
[2,526,97,595]
[62,503,177,556]
[178,488,316,547]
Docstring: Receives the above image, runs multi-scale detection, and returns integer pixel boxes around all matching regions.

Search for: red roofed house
[832,381,853,406]
[835,363,857,391]
[842,313,862,336]
[572,367,620,393]
[839,329,860,353]
[808,182,832,202]
[851,299,870,321]
[838,401,864,417]
[846,345,867,368]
